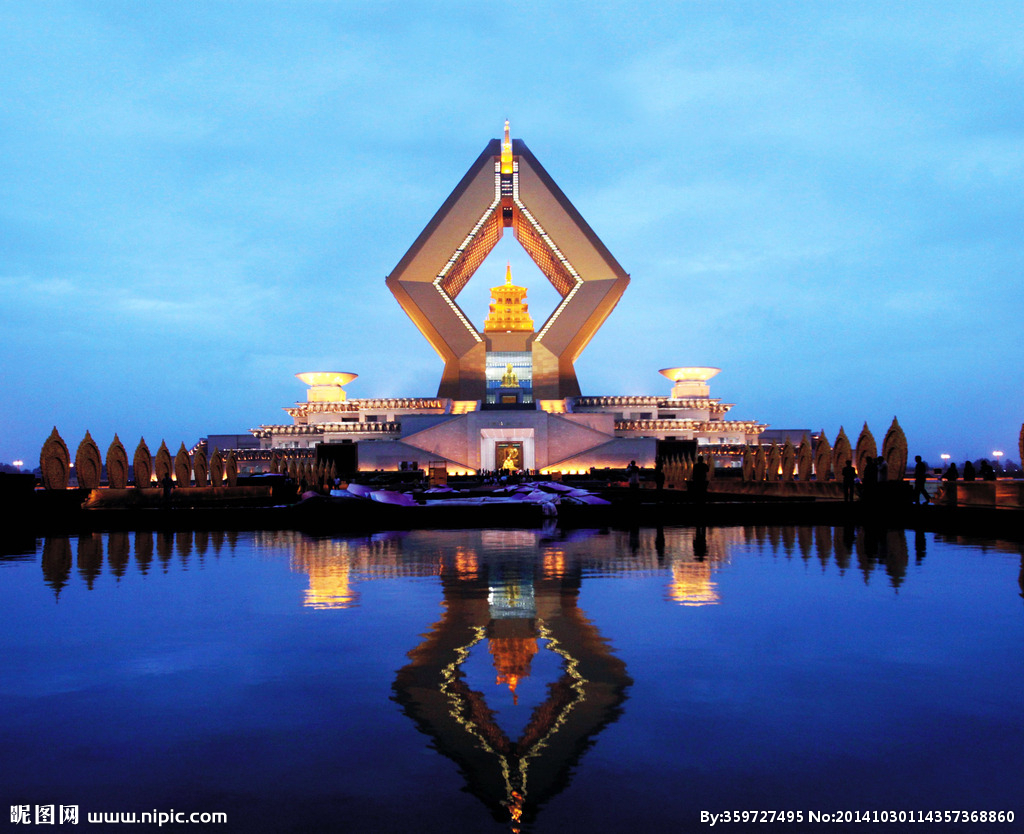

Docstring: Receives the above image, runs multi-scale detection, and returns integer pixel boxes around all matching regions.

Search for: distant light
[992,450,1004,458]
[12,459,23,468]
[940,454,951,460]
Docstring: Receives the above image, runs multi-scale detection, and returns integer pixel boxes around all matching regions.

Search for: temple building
[248,122,767,474]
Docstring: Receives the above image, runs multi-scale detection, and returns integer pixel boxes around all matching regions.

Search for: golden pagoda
[484,263,534,333]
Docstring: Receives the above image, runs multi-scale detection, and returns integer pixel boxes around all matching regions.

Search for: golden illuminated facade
[251,365,767,473]
[246,125,768,473]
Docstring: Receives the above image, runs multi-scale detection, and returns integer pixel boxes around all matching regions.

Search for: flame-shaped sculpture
[174,443,192,487]
[74,431,102,489]
[767,442,782,482]
[40,427,71,491]
[106,434,129,489]
[209,448,224,487]
[754,446,767,481]
[155,441,173,484]
[855,423,877,479]
[225,451,238,487]
[832,427,852,478]
[882,417,908,481]
[796,434,813,481]
[814,430,832,481]
[133,438,152,487]
[193,446,209,488]
[781,439,796,482]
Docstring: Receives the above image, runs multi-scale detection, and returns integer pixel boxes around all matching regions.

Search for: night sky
[3,1,1022,467]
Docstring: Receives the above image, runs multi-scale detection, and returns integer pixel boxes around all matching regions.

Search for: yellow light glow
[669,561,720,606]
[483,262,534,332]
[658,367,721,383]
[296,372,358,404]
[501,119,513,174]
[296,372,358,387]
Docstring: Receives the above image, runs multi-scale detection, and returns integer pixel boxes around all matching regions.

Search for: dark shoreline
[3,485,1022,547]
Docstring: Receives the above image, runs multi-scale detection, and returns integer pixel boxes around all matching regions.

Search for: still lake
[2,525,1022,833]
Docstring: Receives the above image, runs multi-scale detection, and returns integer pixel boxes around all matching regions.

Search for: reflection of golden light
[538,400,566,413]
[508,790,524,831]
[303,562,356,609]
[438,622,588,829]
[542,550,567,579]
[455,548,479,580]
[490,636,539,705]
[668,561,720,606]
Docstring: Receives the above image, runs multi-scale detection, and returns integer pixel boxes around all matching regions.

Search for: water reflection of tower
[393,550,631,831]
[42,537,72,599]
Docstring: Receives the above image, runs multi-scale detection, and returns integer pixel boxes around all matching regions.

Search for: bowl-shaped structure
[658,367,721,383]
[296,372,358,387]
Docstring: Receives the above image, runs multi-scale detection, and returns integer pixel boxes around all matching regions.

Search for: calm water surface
[2,526,1022,833]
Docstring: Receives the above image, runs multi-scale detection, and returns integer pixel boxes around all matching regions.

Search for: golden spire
[505,261,512,285]
[501,119,513,174]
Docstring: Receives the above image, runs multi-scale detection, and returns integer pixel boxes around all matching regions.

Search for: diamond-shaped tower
[386,121,630,402]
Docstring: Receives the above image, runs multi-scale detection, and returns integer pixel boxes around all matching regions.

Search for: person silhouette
[912,455,930,505]
[691,455,709,503]
[160,472,174,505]
[841,459,857,502]
[625,460,640,490]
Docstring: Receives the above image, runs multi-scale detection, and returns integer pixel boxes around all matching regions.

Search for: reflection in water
[40,531,241,598]
[42,524,1024,606]
[41,536,72,599]
[135,531,153,574]
[156,531,174,571]
[23,524,1024,830]
[77,533,103,589]
[108,532,130,578]
[391,547,631,830]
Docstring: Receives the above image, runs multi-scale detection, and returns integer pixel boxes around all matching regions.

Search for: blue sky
[2,1,1022,467]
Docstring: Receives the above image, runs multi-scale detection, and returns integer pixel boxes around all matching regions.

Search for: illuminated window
[485,351,533,404]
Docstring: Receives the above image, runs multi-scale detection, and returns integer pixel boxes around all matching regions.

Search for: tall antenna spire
[500,119,513,174]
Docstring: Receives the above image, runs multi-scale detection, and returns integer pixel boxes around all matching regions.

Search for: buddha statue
[500,363,519,387]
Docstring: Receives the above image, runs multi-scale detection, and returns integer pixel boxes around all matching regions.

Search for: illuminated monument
[386,120,629,401]
[249,123,767,472]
